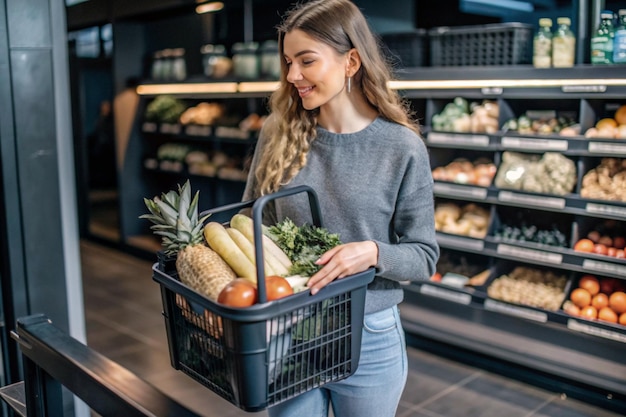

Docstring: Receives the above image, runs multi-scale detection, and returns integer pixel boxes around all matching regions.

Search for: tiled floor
[80,240,623,417]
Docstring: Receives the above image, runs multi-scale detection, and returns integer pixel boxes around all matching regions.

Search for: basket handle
[252,185,322,303]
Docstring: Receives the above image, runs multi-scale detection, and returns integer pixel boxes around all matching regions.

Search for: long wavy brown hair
[253,0,420,196]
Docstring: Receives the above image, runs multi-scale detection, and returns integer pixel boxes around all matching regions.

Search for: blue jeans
[268,306,408,417]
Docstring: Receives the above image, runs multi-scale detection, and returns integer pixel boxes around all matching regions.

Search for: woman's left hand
[306,240,378,295]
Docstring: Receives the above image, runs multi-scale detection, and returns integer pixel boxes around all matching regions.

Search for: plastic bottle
[614,9,626,64]
[533,18,553,68]
[552,17,576,67]
[591,10,615,65]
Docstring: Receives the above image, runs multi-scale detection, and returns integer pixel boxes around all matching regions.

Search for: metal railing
[4,314,202,417]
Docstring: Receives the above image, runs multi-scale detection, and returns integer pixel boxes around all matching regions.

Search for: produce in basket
[266,218,342,277]
[140,180,236,300]
[204,222,258,283]
[230,214,292,275]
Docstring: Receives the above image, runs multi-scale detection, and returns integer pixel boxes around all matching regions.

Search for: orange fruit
[574,239,595,252]
[609,291,626,314]
[591,293,609,310]
[570,288,592,308]
[593,243,609,256]
[598,307,618,323]
[578,275,600,295]
[619,313,626,326]
[615,104,626,125]
[580,305,598,320]
[596,118,618,130]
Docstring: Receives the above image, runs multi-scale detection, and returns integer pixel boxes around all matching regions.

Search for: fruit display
[562,274,626,326]
[583,104,626,139]
[580,158,626,203]
[431,158,496,187]
[573,220,626,259]
[431,97,499,134]
[493,151,577,196]
[434,202,490,238]
[487,266,568,311]
[501,111,578,136]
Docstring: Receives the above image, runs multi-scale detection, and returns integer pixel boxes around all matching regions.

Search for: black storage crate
[152,185,375,411]
[429,23,533,66]
[381,29,429,67]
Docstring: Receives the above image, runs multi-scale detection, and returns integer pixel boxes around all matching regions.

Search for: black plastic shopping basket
[152,185,375,411]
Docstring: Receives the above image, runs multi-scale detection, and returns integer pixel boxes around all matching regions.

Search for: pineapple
[140,180,236,300]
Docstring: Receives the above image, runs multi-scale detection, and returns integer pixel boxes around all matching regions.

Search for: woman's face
[283,29,348,110]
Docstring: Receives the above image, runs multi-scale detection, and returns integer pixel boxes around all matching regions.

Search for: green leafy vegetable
[265,218,341,277]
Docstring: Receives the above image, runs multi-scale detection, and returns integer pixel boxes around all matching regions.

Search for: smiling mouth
[296,86,314,97]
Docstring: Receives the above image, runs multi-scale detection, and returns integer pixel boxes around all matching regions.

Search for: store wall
[0,0,87,415]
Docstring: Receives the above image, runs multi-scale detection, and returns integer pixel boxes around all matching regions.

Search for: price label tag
[185,125,212,137]
[427,133,490,147]
[497,244,563,265]
[498,191,565,209]
[582,259,626,276]
[562,85,607,93]
[420,284,472,305]
[567,319,626,343]
[433,183,488,199]
[501,136,568,152]
[215,126,250,140]
[585,203,626,219]
[588,142,626,155]
[481,87,503,95]
[484,299,548,323]
[160,123,181,135]
[142,122,157,132]
[436,234,485,251]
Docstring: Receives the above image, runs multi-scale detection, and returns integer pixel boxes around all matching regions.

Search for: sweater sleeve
[373,141,439,283]
[241,119,278,225]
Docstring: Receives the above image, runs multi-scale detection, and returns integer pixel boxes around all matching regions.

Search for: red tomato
[265,275,294,301]
[218,278,257,307]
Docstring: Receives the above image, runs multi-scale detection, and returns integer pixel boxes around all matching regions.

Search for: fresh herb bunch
[266,218,341,277]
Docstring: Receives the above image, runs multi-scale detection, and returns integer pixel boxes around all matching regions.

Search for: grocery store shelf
[427,131,626,157]
[400,288,626,396]
[434,181,626,222]
[135,66,626,99]
[394,65,626,99]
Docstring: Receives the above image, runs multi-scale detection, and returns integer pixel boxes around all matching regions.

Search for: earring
[347,76,352,93]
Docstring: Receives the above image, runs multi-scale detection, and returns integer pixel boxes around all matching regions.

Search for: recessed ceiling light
[196,1,224,14]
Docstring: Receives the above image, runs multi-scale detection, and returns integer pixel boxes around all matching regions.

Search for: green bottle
[591,10,615,65]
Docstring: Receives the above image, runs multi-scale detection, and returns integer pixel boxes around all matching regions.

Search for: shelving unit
[119,66,626,404]
[394,65,626,403]
[119,84,269,252]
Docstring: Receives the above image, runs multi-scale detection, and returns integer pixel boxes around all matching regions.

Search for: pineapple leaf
[139,180,208,254]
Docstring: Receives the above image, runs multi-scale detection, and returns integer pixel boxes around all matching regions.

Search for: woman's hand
[306,240,378,295]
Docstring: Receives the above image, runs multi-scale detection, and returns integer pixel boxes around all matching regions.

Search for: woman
[242,0,439,416]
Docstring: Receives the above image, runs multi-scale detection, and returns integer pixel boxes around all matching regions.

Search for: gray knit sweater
[242,116,439,314]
